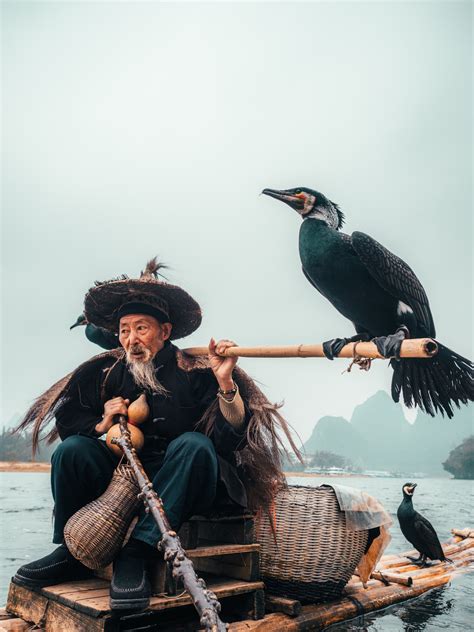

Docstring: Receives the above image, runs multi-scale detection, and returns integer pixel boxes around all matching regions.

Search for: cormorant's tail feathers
[390,342,474,418]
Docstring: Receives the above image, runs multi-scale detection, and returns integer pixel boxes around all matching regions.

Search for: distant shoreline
[284,471,368,478]
[0,463,449,479]
[0,462,364,476]
[0,461,51,472]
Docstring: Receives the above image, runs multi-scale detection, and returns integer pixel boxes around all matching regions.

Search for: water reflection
[330,587,455,631]
[396,587,454,630]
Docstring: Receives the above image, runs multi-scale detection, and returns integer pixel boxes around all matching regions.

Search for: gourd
[127,393,149,426]
[106,423,145,457]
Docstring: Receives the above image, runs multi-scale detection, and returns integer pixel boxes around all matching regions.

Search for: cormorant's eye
[294,189,301,194]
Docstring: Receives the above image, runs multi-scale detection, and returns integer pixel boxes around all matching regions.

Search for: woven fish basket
[64,464,141,569]
[257,485,369,603]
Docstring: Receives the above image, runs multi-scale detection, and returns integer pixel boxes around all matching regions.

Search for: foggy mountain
[303,391,473,475]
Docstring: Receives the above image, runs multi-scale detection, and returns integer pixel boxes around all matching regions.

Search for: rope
[342,343,372,373]
[375,571,391,586]
[346,594,366,617]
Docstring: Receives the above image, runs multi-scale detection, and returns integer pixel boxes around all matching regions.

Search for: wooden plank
[6,583,48,626]
[150,558,167,595]
[252,589,266,620]
[265,594,302,617]
[43,579,109,597]
[190,514,255,523]
[28,576,265,619]
[178,521,199,549]
[147,578,264,613]
[55,588,110,606]
[234,589,265,621]
[60,593,110,618]
[45,600,112,632]
[196,519,255,546]
[187,543,260,558]
[194,551,260,581]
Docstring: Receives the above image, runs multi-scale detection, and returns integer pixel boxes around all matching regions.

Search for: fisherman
[14,258,294,610]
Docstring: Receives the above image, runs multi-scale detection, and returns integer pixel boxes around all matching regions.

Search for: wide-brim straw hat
[84,257,202,340]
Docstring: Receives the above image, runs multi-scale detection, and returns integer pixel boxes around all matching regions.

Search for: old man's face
[119,314,172,393]
[119,314,172,363]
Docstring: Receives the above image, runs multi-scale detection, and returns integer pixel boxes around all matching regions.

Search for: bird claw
[323,338,348,360]
[372,326,410,358]
[323,333,372,360]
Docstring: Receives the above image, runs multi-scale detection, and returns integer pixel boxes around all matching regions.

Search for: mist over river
[1,473,473,630]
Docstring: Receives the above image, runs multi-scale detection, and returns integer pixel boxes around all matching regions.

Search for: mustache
[127,343,152,362]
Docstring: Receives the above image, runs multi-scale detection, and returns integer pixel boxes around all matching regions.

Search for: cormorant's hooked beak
[70,314,87,330]
[262,188,306,214]
[407,483,417,495]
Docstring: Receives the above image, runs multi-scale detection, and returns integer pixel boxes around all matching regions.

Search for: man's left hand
[208,338,238,390]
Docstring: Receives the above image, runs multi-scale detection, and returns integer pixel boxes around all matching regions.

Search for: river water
[1,472,473,630]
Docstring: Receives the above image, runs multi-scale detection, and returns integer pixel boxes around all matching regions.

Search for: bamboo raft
[3,527,473,631]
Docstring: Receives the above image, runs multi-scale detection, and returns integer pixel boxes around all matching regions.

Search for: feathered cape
[16,349,300,511]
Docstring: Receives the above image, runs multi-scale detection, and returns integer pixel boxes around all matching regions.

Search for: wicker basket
[257,485,368,603]
[64,464,141,569]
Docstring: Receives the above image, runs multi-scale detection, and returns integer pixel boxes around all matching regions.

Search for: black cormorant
[70,314,119,350]
[262,186,474,418]
[397,482,450,566]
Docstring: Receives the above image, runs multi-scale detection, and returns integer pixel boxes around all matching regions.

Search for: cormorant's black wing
[413,512,444,559]
[351,231,436,337]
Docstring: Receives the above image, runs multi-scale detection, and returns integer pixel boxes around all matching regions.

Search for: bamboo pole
[451,528,474,539]
[354,570,413,587]
[184,338,438,360]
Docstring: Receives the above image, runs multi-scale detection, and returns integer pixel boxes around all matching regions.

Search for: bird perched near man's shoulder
[70,314,119,350]
[262,186,474,418]
[397,482,451,566]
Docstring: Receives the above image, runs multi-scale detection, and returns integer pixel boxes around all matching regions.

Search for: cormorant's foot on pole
[407,555,423,565]
[372,326,410,359]
[323,338,348,360]
[323,333,371,360]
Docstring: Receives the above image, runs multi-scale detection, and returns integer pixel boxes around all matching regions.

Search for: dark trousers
[51,432,219,548]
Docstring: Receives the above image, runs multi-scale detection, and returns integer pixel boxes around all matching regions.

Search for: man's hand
[95,397,130,436]
[208,338,238,391]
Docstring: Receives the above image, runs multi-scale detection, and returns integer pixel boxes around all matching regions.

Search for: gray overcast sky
[2,1,472,443]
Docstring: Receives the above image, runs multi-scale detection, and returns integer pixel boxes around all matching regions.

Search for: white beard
[126,354,169,396]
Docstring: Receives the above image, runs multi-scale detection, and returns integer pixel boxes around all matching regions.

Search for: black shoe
[13,544,92,589]
[110,539,153,611]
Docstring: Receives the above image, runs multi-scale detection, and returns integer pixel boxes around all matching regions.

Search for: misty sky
[2,1,472,445]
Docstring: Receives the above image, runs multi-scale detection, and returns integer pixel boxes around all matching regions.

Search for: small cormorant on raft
[397,482,452,567]
[262,186,474,418]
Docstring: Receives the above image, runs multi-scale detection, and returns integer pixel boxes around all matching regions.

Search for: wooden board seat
[180,513,256,549]
[96,542,261,590]
[7,576,265,631]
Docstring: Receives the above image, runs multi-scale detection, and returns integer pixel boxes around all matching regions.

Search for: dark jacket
[55,342,249,506]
